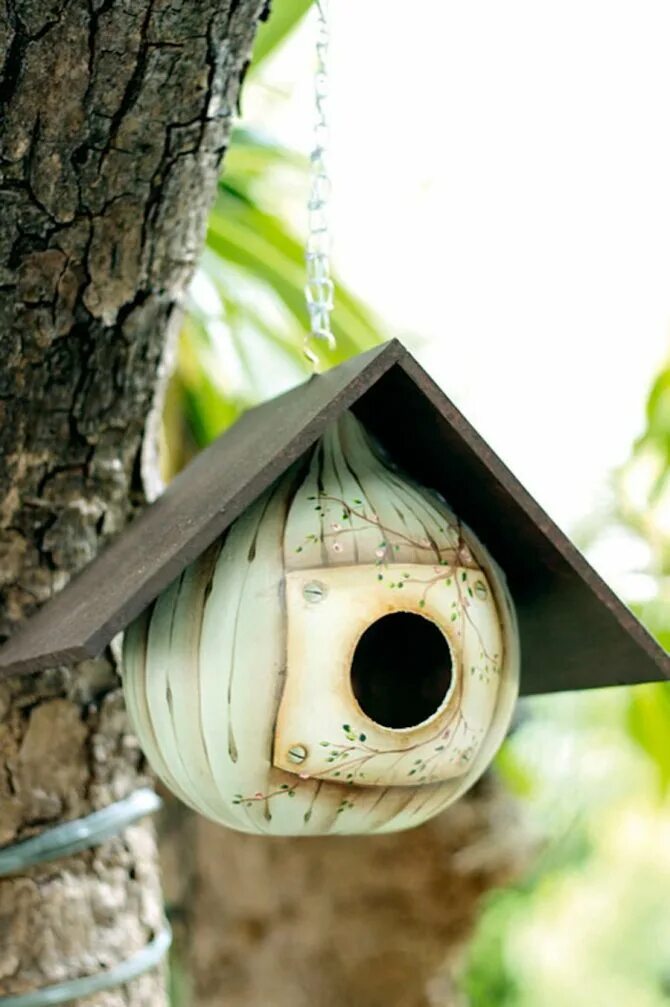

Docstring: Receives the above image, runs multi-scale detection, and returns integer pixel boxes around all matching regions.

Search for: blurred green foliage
[162,126,381,478]
[161,0,381,478]
[618,361,670,573]
[251,0,312,70]
[463,360,670,1004]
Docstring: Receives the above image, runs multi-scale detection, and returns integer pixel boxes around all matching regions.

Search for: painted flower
[298,772,311,780]
[331,522,341,531]
[375,547,386,558]
[332,542,343,553]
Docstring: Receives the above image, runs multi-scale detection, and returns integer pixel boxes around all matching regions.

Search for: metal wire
[0,788,161,877]
[0,926,172,1007]
[0,789,166,1004]
[304,0,335,368]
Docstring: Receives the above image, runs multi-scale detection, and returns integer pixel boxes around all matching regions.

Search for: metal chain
[304,0,335,368]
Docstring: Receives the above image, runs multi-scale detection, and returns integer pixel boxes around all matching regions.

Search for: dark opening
[350,612,453,729]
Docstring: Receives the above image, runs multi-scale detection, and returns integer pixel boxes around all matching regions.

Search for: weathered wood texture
[0,0,263,1002]
[2,341,667,695]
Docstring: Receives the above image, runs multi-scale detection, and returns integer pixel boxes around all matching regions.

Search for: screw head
[303,580,327,603]
[287,744,308,764]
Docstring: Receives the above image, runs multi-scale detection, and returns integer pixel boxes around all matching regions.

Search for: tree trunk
[0,1,263,1002]
[160,779,527,1007]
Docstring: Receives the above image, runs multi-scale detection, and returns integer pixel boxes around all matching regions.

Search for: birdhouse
[1,341,668,838]
[122,410,519,834]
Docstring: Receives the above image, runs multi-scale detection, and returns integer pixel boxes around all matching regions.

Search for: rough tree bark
[0,1,264,1003]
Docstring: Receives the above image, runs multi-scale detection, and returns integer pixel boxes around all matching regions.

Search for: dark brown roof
[1,339,667,696]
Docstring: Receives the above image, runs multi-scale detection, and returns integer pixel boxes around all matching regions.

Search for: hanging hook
[304,0,335,373]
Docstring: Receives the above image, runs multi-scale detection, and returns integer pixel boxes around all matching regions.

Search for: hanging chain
[304,0,335,368]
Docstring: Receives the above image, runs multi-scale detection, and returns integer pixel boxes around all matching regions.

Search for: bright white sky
[246,1,670,570]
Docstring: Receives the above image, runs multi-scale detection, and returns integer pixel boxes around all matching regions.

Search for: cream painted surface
[123,411,520,835]
[274,564,502,787]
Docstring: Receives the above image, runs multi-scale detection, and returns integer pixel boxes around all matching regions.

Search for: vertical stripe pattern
[122,412,519,835]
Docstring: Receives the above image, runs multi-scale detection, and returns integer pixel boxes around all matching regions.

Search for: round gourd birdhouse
[122,411,520,835]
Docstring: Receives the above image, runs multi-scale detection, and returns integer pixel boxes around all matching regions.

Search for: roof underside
[0,339,667,696]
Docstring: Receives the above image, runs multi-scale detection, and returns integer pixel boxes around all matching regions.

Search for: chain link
[304,0,335,368]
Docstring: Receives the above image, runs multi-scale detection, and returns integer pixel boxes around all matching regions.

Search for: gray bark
[0,1,263,1002]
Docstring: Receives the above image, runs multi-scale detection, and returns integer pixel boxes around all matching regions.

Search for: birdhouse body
[2,341,667,835]
[122,411,519,835]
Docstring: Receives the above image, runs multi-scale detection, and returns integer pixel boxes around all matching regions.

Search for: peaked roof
[0,339,667,695]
